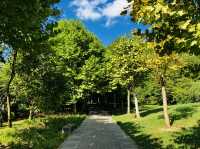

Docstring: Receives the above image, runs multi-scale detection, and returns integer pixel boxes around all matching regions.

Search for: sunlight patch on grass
[113,103,200,149]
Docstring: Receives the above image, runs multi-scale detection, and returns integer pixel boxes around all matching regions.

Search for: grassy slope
[0,114,86,149]
[113,103,200,149]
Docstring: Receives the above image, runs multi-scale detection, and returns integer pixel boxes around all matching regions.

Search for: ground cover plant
[0,115,85,149]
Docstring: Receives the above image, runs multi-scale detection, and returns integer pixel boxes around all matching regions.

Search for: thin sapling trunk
[161,75,171,128]
[6,49,18,128]
[133,93,140,118]
[127,89,131,114]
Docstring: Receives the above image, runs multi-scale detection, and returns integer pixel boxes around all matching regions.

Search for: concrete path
[59,115,138,149]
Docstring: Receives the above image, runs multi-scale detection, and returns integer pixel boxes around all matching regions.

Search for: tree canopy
[0,0,200,132]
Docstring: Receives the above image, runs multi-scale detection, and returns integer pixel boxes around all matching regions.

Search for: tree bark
[29,108,33,121]
[28,98,34,121]
[6,95,12,127]
[133,93,140,118]
[6,49,18,128]
[127,89,130,114]
[161,75,171,128]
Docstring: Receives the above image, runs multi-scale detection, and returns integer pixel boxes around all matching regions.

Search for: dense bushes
[172,79,200,103]
[135,74,200,105]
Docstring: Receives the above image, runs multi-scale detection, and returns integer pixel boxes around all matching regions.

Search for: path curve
[59,115,138,149]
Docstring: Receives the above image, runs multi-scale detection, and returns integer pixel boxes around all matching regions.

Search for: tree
[0,0,60,127]
[77,55,109,98]
[50,20,105,111]
[124,0,200,55]
[122,0,200,128]
[147,51,184,127]
[13,40,68,119]
[107,35,148,117]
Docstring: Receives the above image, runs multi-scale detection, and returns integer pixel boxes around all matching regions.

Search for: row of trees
[0,18,109,127]
[0,0,62,127]
[119,0,200,128]
[0,0,200,130]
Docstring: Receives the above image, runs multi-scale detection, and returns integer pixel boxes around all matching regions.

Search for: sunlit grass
[113,103,200,149]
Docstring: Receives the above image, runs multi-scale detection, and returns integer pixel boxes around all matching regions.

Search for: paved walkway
[59,115,138,149]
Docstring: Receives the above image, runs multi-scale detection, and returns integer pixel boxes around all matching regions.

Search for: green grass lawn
[113,103,200,149]
[0,114,86,149]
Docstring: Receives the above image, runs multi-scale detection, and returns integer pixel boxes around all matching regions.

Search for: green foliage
[77,55,109,95]
[171,78,200,103]
[0,63,10,98]
[107,35,148,89]
[0,0,60,49]
[127,0,200,55]
[0,115,85,148]
[181,54,200,79]
[122,0,200,108]
[0,0,61,127]
[0,19,107,117]
[1,0,200,138]
[50,20,106,102]
[39,71,68,112]
[7,38,67,112]
[135,77,161,104]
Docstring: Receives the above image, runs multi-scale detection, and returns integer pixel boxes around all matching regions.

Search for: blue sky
[56,0,149,46]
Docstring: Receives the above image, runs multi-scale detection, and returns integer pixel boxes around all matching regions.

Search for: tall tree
[0,0,60,127]
[107,35,148,117]
[50,20,104,109]
[13,40,67,118]
[122,0,198,127]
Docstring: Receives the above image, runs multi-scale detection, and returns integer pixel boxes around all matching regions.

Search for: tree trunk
[6,95,12,127]
[28,98,34,121]
[29,108,33,121]
[6,49,18,128]
[133,93,140,118]
[161,75,171,128]
[127,89,130,114]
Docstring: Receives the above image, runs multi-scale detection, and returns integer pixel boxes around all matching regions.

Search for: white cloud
[70,0,129,26]
[102,0,128,18]
[71,0,107,21]
[102,0,128,26]
[76,7,102,21]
